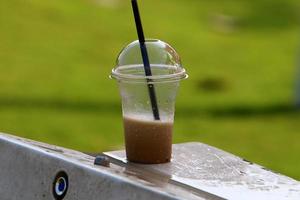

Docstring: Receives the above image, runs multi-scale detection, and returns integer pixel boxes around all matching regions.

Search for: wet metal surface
[1,131,299,200]
[0,133,217,200]
[105,142,300,200]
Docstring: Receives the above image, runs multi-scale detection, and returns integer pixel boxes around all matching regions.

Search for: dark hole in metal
[52,171,68,200]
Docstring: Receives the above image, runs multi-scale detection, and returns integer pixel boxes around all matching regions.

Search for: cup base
[126,157,171,164]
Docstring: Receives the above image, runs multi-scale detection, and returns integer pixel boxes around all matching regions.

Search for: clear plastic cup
[111,39,187,164]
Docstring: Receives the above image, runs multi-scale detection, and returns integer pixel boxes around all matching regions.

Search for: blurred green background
[0,0,300,179]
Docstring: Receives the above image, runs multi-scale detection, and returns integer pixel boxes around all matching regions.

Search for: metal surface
[0,133,217,200]
[1,132,299,200]
[105,142,300,200]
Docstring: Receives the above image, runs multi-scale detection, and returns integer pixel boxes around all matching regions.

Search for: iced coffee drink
[124,115,173,164]
[111,40,187,164]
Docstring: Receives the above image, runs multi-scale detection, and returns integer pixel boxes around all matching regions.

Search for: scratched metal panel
[105,142,300,200]
[0,133,218,200]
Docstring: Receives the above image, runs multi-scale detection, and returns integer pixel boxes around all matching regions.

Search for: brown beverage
[123,115,173,164]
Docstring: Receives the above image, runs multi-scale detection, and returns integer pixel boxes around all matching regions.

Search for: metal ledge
[0,133,217,200]
[0,132,299,200]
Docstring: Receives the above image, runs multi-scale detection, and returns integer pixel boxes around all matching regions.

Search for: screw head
[94,155,110,167]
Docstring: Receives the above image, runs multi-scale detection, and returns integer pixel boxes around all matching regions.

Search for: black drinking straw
[131,0,160,120]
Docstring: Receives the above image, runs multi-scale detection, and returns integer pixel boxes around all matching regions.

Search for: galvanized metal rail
[0,132,299,200]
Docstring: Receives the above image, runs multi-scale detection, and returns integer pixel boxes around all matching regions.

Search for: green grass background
[1,0,300,179]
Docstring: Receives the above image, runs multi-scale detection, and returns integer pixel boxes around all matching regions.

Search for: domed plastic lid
[111,39,187,82]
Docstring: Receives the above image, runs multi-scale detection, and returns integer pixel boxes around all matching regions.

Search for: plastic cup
[111,39,187,164]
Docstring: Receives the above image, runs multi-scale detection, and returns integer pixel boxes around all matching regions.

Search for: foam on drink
[123,114,173,164]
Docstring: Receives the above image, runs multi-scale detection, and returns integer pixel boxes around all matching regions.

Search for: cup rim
[110,64,188,83]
